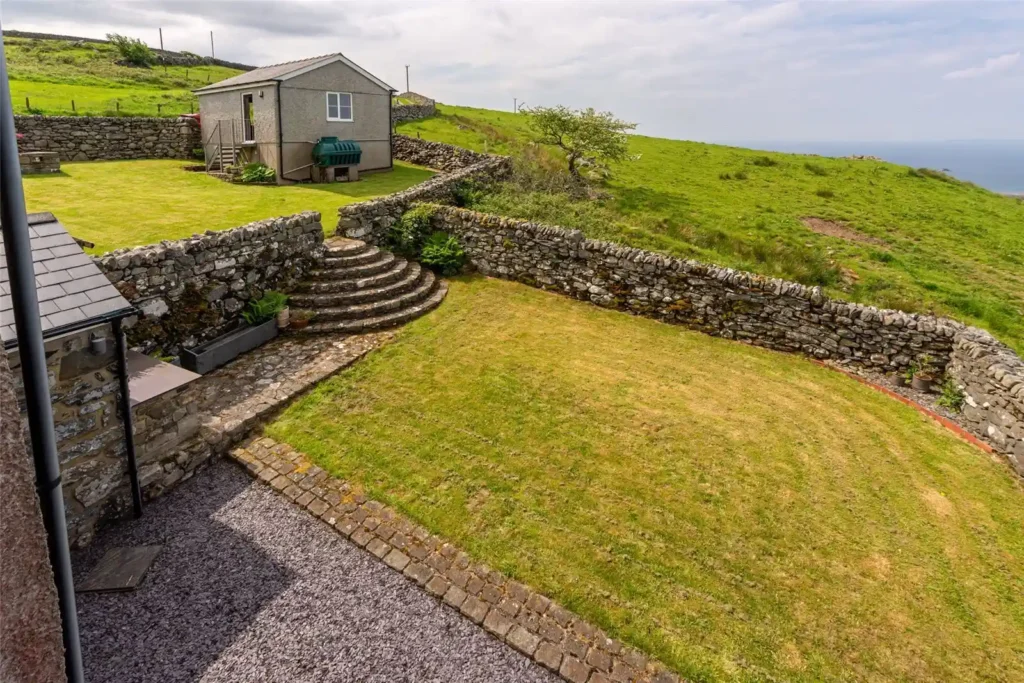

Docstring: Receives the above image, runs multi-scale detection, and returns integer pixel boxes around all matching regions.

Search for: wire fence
[16,95,199,118]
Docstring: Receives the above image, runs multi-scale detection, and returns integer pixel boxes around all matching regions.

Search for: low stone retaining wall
[949,330,1024,474]
[18,150,60,174]
[96,212,324,354]
[339,138,510,242]
[15,115,201,162]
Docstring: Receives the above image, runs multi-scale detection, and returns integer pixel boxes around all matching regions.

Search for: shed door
[241,94,255,143]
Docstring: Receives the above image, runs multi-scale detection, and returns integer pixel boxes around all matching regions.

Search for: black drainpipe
[0,25,85,683]
[275,79,287,181]
[388,89,394,170]
[113,317,143,517]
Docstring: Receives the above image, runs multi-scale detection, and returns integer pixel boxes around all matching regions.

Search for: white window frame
[326,91,353,122]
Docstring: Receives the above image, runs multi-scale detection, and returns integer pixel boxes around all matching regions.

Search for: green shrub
[240,162,276,183]
[733,171,749,181]
[420,231,466,275]
[387,205,437,256]
[106,33,154,67]
[804,162,828,176]
[718,172,733,181]
[936,378,966,412]
[241,291,288,326]
[751,156,778,167]
[815,188,835,199]
[190,147,205,160]
[450,179,486,208]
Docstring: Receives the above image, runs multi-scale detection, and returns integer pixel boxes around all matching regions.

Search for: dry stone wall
[339,136,510,242]
[14,115,201,162]
[96,212,324,354]
[393,102,436,124]
[949,330,1024,474]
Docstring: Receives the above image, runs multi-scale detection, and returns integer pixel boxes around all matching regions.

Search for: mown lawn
[7,35,241,117]
[268,277,1024,683]
[22,160,434,254]
[398,105,1024,352]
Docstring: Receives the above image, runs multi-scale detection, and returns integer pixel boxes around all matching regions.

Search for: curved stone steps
[308,252,398,281]
[310,271,438,322]
[323,245,382,269]
[301,282,448,334]
[323,237,370,258]
[296,258,411,294]
[289,263,425,308]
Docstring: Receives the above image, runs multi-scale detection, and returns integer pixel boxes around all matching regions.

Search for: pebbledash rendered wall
[14,115,201,161]
[95,211,324,354]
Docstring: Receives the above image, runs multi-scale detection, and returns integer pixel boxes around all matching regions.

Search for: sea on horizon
[725,140,1024,195]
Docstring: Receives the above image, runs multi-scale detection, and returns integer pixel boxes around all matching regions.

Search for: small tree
[526,106,636,178]
[106,33,154,67]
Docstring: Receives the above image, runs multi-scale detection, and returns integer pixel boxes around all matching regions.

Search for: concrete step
[309,271,437,321]
[289,263,424,308]
[302,281,448,334]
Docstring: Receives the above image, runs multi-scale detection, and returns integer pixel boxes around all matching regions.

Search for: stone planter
[180,319,278,375]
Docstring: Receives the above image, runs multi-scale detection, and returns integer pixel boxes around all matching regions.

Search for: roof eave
[193,79,281,96]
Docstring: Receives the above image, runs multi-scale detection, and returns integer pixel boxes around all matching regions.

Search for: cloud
[943,52,1021,80]
[1,0,1022,141]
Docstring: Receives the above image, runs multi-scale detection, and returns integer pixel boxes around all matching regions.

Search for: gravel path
[73,461,559,683]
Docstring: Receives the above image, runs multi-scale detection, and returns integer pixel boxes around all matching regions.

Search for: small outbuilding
[194,53,396,184]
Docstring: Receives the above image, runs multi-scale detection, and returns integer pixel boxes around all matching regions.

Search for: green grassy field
[268,276,1024,683]
[7,35,241,117]
[22,160,434,253]
[398,105,1024,352]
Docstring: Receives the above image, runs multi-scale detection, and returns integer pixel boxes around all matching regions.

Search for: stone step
[289,263,425,308]
[295,258,410,294]
[310,271,437,321]
[302,281,448,334]
[323,237,370,258]
[323,245,382,269]
[308,252,397,281]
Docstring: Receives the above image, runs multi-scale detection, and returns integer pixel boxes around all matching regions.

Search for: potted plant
[289,309,314,330]
[897,362,916,388]
[911,354,938,392]
[276,303,291,330]
[180,291,288,374]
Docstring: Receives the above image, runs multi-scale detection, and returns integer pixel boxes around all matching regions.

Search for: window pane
[339,105,352,120]
[327,92,338,119]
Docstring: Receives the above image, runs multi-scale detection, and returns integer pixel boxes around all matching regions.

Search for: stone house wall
[14,115,201,162]
[95,212,324,354]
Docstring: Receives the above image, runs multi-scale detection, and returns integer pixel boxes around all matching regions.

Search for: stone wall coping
[15,114,198,124]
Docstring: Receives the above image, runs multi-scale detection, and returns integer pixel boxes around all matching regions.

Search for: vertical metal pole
[210,30,215,59]
[158,27,163,51]
[113,319,142,517]
[0,25,85,683]
[405,64,409,94]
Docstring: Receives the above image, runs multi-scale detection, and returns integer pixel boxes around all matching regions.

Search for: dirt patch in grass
[801,217,887,245]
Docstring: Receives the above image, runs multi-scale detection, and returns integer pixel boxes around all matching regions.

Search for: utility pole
[158,27,163,51]
[514,97,517,112]
[210,30,215,59]
[405,64,410,94]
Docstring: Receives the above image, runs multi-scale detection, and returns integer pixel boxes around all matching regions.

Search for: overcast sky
[4,0,1022,142]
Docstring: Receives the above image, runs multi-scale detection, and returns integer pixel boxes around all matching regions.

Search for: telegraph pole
[210,30,215,59]
[405,64,410,93]
[158,27,163,50]
[514,98,517,112]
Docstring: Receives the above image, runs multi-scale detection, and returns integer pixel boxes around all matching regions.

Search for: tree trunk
[567,154,580,178]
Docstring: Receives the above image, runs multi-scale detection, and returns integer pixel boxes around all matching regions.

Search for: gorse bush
[816,188,835,199]
[751,156,779,167]
[106,33,154,67]
[804,162,828,176]
[387,205,437,256]
[240,162,276,183]
[420,231,467,275]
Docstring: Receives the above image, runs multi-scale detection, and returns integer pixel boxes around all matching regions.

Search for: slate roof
[1,212,134,347]
[193,53,394,94]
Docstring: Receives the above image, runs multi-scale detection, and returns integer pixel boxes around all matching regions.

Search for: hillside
[6,34,243,117]
[398,105,1024,352]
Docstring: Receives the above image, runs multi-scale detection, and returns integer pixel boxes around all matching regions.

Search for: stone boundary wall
[417,204,1024,476]
[14,115,201,162]
[339,137,511,241]
[96,212,324,354]
[949,330,1024,474]
[393,102,436,124]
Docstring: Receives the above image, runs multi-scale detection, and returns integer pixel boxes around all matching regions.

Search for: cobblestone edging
[15,115,201,162]
[96,211,324,354]
[230,437,683,683]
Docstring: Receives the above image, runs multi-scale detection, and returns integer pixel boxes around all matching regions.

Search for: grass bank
[398,105,1024,352]
[269,276,1024,683]
[7,35,241,117]
[22,160,434,253]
